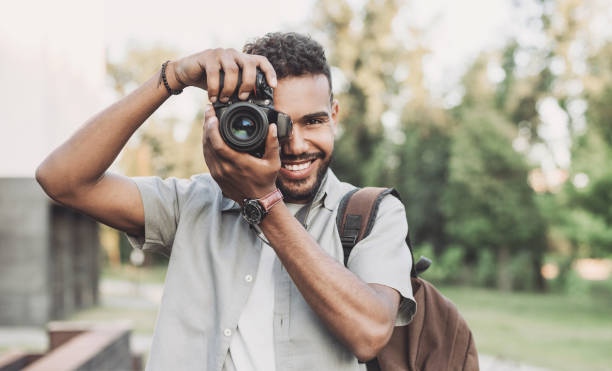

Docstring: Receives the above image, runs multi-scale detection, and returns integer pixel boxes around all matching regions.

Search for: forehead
[273,74,331,116]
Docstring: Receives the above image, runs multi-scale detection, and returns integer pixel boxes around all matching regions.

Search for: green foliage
[442,108,546,256]
[587,279,612,304]
[318,0,408,187]
[509,251,538,291]
[315,0,552,290]
[392,118,451,252]
[416,243,466,285]
[474,250,496,287]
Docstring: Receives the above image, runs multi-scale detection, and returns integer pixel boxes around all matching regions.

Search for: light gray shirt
[127,169,416,371]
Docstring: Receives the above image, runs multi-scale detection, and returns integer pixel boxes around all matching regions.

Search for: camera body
[213,69,292,158]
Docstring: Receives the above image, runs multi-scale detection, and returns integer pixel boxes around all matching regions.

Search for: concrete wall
[0,178,51,325]
[0,178,100,326]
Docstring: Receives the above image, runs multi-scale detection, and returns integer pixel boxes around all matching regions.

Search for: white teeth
[283,161,311,171]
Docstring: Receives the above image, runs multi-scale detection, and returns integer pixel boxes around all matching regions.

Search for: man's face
[273,74,338,203]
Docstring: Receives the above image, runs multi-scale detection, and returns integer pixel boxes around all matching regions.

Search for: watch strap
[258,188,284,213]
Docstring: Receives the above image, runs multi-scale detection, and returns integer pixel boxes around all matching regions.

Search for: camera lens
[218,102,269,155]
[231,117,257,140]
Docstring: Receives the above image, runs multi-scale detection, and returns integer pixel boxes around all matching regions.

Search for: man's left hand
[203,104,281,203]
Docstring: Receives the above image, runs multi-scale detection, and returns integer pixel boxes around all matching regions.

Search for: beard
[276,153,331,203]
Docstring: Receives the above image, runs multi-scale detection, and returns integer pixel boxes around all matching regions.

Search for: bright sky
[103,0,513,84]
[102,0,515,141]
[103,0,315,60]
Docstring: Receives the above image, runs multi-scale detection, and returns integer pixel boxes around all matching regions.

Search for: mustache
[280,152,325,162]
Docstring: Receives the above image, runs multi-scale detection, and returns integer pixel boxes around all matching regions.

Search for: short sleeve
[346,196,416,326]
[125,176,181,257]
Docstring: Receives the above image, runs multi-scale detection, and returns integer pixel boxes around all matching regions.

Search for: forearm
[260,202,398,360]
[36,69,171,199]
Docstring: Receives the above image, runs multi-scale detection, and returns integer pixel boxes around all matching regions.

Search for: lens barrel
[218,102,269,155]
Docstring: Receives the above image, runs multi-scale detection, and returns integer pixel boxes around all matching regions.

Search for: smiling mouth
[282,161,313,171]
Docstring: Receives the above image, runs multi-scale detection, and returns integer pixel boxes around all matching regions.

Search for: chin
[277,159,330,203]
[277,178,317,202]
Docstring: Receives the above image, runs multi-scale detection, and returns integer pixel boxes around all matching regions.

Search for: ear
[331,99,339,136]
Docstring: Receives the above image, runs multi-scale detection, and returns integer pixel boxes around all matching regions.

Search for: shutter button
[224,328,232,337]
[245,274,253,283]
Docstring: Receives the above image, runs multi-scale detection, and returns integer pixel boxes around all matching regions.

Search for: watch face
[242,200,264,224]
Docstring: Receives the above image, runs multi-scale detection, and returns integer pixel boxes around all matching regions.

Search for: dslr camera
[213,69,292,157]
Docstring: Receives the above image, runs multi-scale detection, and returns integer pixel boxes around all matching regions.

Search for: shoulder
[377,194,406,218]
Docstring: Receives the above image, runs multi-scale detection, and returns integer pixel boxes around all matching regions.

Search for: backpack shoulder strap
[336,187,419,277]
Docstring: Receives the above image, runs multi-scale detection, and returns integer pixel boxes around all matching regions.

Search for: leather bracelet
[161,60,183,95]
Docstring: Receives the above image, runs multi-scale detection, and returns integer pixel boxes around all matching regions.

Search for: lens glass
[231,117,257,140]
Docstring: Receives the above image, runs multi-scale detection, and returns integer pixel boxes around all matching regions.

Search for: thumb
[262,123,280,161]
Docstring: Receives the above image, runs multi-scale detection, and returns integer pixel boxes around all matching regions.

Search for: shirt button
[223,328,232,337]
[244,274,253,283]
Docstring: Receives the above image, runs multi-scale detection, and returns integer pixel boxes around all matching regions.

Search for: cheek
[310,127,335,156]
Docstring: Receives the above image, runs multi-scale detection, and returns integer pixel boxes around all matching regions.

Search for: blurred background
[1,0,611,370]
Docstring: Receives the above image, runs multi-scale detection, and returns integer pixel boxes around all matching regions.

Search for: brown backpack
[337,187,480,371]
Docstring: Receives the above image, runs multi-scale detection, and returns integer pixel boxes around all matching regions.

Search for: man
[36,32,415,370]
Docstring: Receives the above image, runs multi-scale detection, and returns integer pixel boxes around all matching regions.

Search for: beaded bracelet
[161,60,183,95]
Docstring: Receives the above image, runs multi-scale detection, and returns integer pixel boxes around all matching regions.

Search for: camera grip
[276,113,293,140]
[218,68,273,101]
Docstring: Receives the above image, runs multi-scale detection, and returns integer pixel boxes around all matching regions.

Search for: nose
[282,123,308,155]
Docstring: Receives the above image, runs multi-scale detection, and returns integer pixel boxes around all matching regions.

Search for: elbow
[351,320,394,362]
[35,163,52,195]
[35,162,70,202]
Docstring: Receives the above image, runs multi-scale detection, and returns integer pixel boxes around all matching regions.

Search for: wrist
[241,188,283,225]
[159,60,185,96]
[166,60,187,90]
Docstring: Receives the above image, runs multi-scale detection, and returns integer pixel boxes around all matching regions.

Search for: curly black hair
[243,32,333,100]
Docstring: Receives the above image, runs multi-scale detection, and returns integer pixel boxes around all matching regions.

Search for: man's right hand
[168,49,277,103]
[36,47,277,240]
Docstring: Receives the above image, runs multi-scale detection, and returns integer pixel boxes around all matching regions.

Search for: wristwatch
[241,188,284,225]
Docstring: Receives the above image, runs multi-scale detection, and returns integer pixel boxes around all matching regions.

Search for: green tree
[314,0,453,251]
[443,106,547,290]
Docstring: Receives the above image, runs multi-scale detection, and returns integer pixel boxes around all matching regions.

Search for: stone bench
[0,322,141,371]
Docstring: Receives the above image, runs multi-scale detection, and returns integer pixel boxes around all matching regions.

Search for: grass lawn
[439,285,612,371]
[70,265,612,370]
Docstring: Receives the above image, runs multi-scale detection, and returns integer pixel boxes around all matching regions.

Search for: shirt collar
[320,169,344,211]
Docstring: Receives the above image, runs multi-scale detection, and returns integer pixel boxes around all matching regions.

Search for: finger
[205,115,233,160]
[253,55,277,88]
[236,58,256,100]
[204,104,216,122]
[203,145,219,177]
[203,105,215,145]
[219,53,240,102]
[262,123,280,161]
[205,62,221,103]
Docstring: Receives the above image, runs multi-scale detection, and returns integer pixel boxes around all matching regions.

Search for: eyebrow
[298,111,329,121]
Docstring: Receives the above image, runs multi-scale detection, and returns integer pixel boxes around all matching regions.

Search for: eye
[306,117,326,125]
